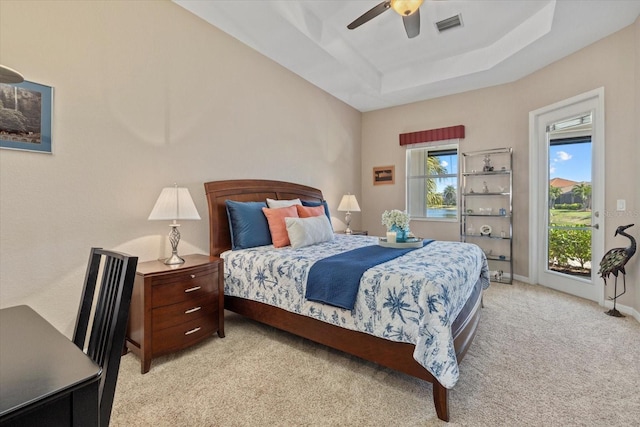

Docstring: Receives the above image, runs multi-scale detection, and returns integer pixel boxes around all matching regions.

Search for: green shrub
[554,203,582,211]
[548,225,592,269]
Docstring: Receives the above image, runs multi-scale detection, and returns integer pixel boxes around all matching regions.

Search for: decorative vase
[390,225,408,242]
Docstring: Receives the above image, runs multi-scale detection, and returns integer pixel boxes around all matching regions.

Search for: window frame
[405,142,459,222]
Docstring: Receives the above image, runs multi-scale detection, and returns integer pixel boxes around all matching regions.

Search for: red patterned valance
[399,125,465,146]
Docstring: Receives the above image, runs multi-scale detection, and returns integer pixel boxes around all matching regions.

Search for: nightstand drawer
[152,264,217,286]
[152,270,218,308]
[152,316,217,355]
[152,296,217,332]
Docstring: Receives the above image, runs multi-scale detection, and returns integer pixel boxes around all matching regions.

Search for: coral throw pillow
[262,205,299,248]
[296,204,326,218]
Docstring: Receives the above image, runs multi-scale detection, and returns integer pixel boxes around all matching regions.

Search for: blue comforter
[305,240,433,309]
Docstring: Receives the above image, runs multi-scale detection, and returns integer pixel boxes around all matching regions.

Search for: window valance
[399,125,465,146]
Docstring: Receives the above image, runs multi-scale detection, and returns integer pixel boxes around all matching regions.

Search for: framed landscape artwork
[0,80,53,153]
[373,165,395,185]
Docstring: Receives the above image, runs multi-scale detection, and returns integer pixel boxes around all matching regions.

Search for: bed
[204,179,489,422]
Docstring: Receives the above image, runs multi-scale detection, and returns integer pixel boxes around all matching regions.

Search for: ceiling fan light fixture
[390,0,423,17]
[0,64,24,84]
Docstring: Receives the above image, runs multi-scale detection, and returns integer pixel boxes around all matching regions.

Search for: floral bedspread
[221,235,489,388]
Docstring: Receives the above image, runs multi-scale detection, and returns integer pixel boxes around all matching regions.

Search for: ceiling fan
[347,0,424,39]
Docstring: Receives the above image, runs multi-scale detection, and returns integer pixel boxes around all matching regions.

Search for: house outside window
[406,144,459,221]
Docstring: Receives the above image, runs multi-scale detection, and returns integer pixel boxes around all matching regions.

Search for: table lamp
[148,184,201,264]
[337,194,361,234]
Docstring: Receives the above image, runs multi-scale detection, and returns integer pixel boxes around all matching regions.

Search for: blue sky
[436,152,458,193]
[431,142,591,193]
[549,142,592,182]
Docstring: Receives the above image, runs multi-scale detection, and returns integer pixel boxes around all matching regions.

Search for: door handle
[590,223,599,229]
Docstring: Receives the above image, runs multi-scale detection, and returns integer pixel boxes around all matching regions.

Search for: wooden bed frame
[204,179,483,422]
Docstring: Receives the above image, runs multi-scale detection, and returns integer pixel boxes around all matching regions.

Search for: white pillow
[285,215,334,249]
[266,198,302,208]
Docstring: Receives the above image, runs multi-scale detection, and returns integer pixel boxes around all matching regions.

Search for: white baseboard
[603,299,640,322]
[513,273,530,283]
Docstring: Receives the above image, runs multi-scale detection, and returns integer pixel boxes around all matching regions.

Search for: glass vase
[390,225,408,242]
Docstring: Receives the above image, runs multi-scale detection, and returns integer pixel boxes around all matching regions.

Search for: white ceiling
[174,0,640,112]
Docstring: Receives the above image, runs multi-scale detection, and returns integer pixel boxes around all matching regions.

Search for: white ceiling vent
[436,14,463,32]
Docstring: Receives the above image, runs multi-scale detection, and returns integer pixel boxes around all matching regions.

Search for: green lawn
[550,209,592,226]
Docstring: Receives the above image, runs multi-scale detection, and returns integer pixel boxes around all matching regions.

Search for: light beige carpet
[111,281,640,426]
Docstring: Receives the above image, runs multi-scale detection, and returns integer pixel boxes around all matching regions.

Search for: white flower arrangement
[381,209,410,231]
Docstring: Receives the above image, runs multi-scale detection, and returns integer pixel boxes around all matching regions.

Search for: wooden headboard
[203,179,325,256]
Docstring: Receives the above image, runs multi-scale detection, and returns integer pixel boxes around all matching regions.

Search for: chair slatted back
[73,247,138,427]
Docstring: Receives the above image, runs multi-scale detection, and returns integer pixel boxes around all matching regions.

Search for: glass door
[531,90,604,302]
[547,119,593,278]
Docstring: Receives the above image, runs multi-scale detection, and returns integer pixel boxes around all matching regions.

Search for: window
[406,144,458,221]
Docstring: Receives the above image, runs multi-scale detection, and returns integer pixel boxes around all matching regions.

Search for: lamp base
[344,211,352,235]
[164,253,185,265]
[164,224,185,265]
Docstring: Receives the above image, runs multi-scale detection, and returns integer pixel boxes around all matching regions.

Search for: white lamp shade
[337,194,361,212]
[148,186,201,221]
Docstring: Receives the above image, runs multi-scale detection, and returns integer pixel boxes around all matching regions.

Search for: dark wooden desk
[0,305,101,427]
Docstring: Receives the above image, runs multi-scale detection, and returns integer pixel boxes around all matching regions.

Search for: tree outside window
[406,145,458,220]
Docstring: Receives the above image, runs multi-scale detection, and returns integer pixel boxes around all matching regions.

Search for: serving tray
[378,237,424,248]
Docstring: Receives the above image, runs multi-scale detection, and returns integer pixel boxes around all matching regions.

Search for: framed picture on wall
[0,80,53,154]
[373,165,395,185]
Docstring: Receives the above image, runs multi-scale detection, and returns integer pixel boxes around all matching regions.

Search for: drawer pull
[184,286,201,293]
[184,327,201,336]
[190,274,196,279]
[185,306,202,314]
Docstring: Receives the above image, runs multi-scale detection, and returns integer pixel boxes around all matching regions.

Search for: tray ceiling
[174,0,640,112]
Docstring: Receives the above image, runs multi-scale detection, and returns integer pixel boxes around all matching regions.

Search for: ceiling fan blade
[347,1,391,30]
[402,11,421,38]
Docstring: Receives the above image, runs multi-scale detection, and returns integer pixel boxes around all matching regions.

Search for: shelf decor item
[483,154,494,172]
[480,224,492,236]
[382,209,410,243]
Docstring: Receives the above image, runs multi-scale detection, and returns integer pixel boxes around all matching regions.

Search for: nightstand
[336,230,368,236]
[125,254,224,373]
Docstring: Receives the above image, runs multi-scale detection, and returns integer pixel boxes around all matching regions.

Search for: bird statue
[598,223,636,317]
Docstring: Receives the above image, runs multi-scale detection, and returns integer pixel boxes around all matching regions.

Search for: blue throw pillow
[301,200,332,226]
[225,200,272,250]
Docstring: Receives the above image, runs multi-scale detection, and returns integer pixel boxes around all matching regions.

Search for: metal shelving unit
[460,148,513,284]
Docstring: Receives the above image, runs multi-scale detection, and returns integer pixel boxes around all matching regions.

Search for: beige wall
[362,19,639,313]
[0,0,362,335]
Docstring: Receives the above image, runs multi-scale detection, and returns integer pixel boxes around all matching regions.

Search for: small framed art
[373,165,395,185]
[0,80,53,154]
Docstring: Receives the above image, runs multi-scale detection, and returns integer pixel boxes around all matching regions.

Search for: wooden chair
[73,248,138,427]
